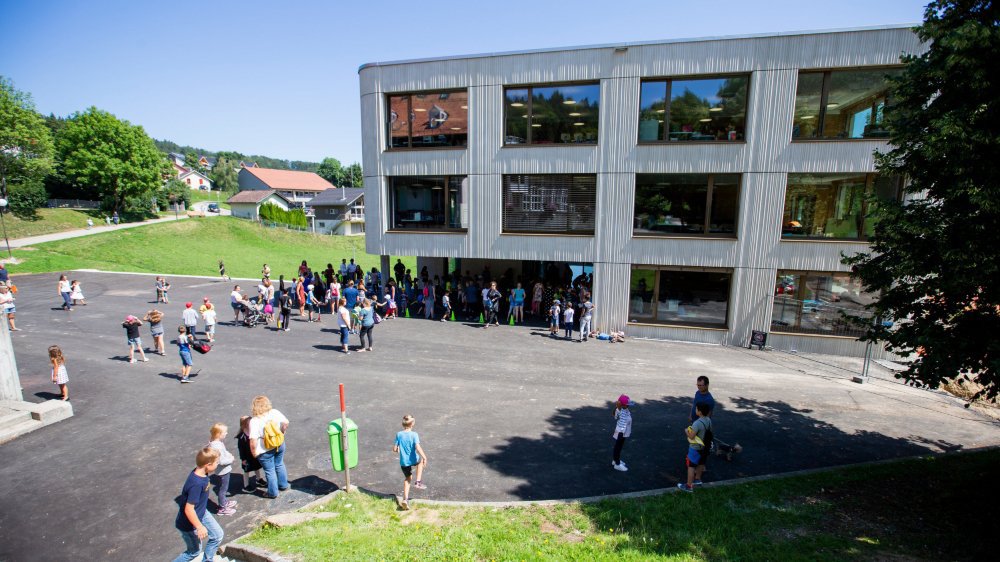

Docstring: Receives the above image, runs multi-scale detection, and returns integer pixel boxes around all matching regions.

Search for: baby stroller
[242,301,266,327]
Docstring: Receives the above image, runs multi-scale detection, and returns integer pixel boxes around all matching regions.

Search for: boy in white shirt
[563,304,575,340]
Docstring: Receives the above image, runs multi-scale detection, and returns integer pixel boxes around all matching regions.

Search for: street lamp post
[0,198,11,259]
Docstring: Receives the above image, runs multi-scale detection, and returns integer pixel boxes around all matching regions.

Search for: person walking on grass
[177,326,194,383]
[207,423,237,516]
[143,309,166,355]
[0,282,19,331]
[172,447,224,562]
[122,315,149,364]
[57,274,73,311]
[611,394,632,472]
[218,259,230,281]
[678,402,714,493]
[49,345,69,401]
[393,414,428,511]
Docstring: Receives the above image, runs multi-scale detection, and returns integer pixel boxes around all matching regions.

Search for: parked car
[207,203,220,213]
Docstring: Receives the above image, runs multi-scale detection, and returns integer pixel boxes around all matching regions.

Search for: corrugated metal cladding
[358,27,924,358]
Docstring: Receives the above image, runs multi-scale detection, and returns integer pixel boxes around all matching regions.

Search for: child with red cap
[612,394,632,472]
[182,302,200,338]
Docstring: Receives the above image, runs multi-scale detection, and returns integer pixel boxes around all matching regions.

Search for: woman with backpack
[248,395,290,499]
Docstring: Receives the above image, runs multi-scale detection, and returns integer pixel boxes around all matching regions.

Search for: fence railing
[48,199,101,209]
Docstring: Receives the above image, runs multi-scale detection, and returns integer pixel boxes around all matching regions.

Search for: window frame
[385,89,469,151]
[386,175,468,233]
[632,173,742,239]
[771,270,875,337]
[501,174,597,235]
[780,173,902,241]
[637,73,751,144]
[502,81,602,147]
[791,66,903,142]
[628,265,733,329]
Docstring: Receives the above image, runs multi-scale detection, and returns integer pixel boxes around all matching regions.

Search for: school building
[358,25,925,358]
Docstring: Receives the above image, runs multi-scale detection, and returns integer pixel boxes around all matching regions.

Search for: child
[392,414,428,511]
[236,416,266,491]
[219,259,230,281]
[122,315,149,363]
[177,325,193,383]
[202,303,217,343]
[69,280,87,305]
[49,345,69,401]
[612,394,632,471]
[563,303,575,340]
[143,309,166,355]
[548,300,562,336]
[173,447,224,562]
[678,402,714,493]
[207,423,238,515]
[156,276,170,304]
[440,292,451,322]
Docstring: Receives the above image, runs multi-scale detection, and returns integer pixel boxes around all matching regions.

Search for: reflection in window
[633,174,740,236]
[638,76,749,142]
[387,91,468,149]
[782,173,901,240]
[502,175,596,234]
[772,271,874,336]
[389,176,468,230]
[504,83,599,145]
[629,268,731,328]
[792,68,902,139]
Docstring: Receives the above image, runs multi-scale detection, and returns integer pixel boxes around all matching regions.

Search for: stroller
[242,301,266,327]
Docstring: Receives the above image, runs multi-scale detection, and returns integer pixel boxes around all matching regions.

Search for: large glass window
[629,267,731,328]
[502,174,596,234]
[633,174,740,236]
[772,271,875,337]
[638,75,749,142]
[389,176,468,231]
[792,68,902,140]
[387,91,468,149]
[782,173,902,240]
[504,83,600,145]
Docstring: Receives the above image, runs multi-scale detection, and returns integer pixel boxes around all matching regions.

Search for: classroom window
[772,271,876,336]
[629,267,731,328]
[387,90,468,149]
[638,75,749,142]
[633,174,740,236]
[502,174,596,234]
[389,176,468,231]
[792,68,902,140]
[504,83,600,145]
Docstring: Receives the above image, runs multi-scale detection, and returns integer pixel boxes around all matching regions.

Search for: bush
[156,180,191,211]
[259,203,308,228]
[5,179,49,219]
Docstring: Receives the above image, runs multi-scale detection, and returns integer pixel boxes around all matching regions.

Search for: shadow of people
[474,396,958,501]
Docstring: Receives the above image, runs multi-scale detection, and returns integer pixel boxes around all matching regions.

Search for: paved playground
[2,270,998,561]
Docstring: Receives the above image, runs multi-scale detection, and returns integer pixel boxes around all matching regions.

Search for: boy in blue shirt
[392,414,428,510]
[173,447,224,562]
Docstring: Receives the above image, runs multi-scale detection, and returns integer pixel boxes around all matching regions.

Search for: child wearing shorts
[177,325,194,383]
[202,303,217,343]
[678,402,714,493]
[122,315,148,363]
[392,414,428,511]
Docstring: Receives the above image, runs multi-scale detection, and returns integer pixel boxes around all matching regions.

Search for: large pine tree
[844,1,1000,399]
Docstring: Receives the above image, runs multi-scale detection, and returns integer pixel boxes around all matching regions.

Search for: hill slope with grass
[10,216,411,279]
[2,208,104,239]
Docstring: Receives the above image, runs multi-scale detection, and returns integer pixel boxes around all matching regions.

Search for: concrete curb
[219,446,999,561]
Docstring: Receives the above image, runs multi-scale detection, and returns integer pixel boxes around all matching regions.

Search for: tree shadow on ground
[475,396,958,501]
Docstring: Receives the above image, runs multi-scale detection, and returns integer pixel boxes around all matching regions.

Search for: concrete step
[0,409,32,428]
[0,418,43,445]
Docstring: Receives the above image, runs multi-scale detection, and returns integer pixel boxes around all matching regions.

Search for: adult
[278,289,291,331]
[511,282,526,324]
[394,259,406,284]
[357,298,375,352]
[248,396,290,499]
[295,277,306,317]
[689,376,715,422]
[0,282,18,331]
[230,285,245,324]
[531,281,544,318]
[0,263,8,284]
[579,295,595,341]
[112,211,119,225]
[343,280,359,310]
[347,259,358,282]
[483,281,502,328]
[336,297,351,354]
[339,258,349,280]
[422,280,435,320]
[323,263,335,286]
[57,274,73,311]
[298,260,309,277]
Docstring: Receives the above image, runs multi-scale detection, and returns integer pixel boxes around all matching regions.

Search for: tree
[158,178,191,210]
[843,0,1000,399]
[57,107,169,214]
[317,157,344,186]
[345,163,363,188]
[211,157,238,193]
[0,76,54,210]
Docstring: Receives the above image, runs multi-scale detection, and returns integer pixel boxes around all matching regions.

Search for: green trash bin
[328,418,358,471]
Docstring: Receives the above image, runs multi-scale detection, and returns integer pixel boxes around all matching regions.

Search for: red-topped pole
[339,383,350,493]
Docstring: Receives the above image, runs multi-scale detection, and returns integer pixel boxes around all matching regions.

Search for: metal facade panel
[627,325,730,345]
[490,235,597,262]
[734,173,785,269]
[745,69,797,172]
[777,241,868,272]
[468,174,501,257]
[498,50,608,84]
[494,147,600,174]
[768,333,898,360]
[469,85,504,176]
[381,232,470,258]
[362,175,385,255]
[381,149,468,177]
[594,173,634,265]
[360,93,383,178]
[779,142,885,172]
[633,144,748,174]
[593,262,630,332]
[726,266,778,347]
[626,238,740,269]
[598,77,640,174]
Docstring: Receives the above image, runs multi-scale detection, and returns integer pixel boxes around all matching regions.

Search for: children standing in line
[143,309,166,355]
[612,394,632,471]
[202,303,217,343]
[207,423,238,516]
[563,304,575,340]
[392,414,428,511]
[49,345,69,401]
[678,402,714,493]
[172,447,224,562]
[236,416,266,490]
[69,280,87,305]
[122,315,149,363]
[177,326,194,383]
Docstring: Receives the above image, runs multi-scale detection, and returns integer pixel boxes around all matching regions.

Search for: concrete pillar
[380,254,390,286]
[0,320,22,401]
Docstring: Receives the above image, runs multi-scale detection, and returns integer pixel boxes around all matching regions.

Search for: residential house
[225,189,291,220]
[178,169,212,190]
[237,167,334,207]
[308,187,365,235]
[239,161,259,169]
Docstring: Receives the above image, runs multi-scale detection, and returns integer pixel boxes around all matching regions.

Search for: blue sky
[0,0,926,165]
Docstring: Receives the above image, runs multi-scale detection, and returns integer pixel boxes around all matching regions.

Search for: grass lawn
[188,189,231,210]
[242,449,999,561]
[2,208,105,239]
[9,216,414,279]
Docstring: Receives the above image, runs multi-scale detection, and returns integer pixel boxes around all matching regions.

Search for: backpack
[262,418,284,450]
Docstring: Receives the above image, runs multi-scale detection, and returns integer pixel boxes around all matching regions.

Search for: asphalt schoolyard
[2,271,998,561]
